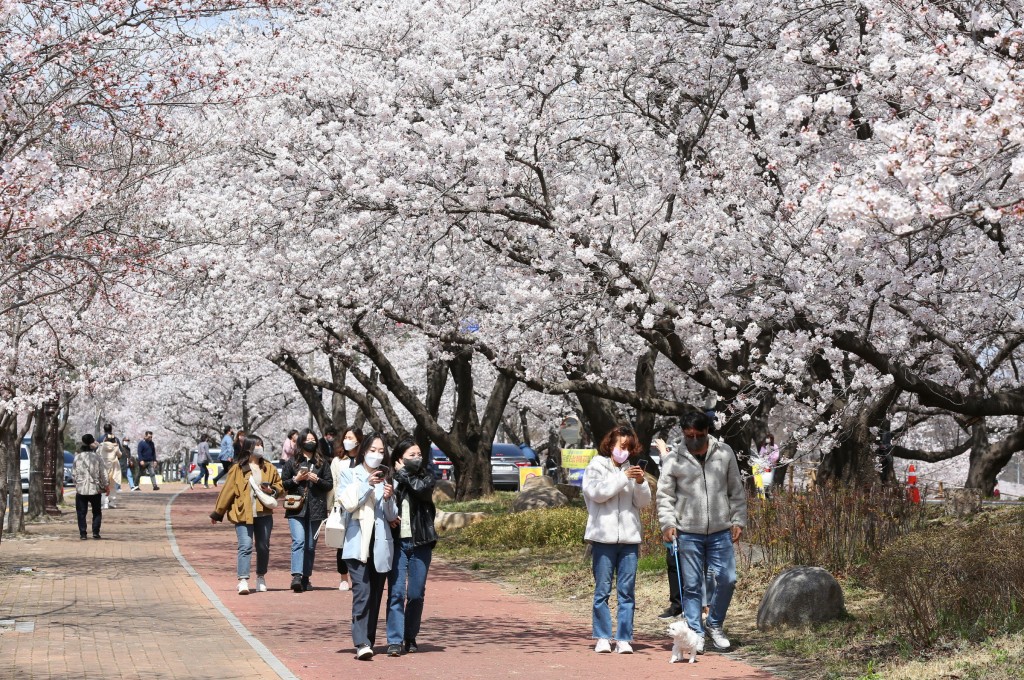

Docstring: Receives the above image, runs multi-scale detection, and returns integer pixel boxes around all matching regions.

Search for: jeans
[347,553,387,649]
[138,460,159,488]
[236,516,273,579]
[288,516,318,582]
[386,538,433,645]
[678,529,737,635]
[212,460,233,485]
[76,494,102,537]
[591,542,638,641]
[197,463,210,486]
[121,466,133,488]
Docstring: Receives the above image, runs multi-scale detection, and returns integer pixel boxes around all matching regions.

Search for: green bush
[873,509,1024,648]
[445,507,588,549]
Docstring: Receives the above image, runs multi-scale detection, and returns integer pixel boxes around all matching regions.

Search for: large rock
[512,486,569,512]
[944,488,982,517]
[522,474,555,491]
[556,483,581,500]
[756,566,845,630]
[432,479,456,504]
[434,510,486,532]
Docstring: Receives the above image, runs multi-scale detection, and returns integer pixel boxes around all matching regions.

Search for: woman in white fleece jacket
[582,425,652,655]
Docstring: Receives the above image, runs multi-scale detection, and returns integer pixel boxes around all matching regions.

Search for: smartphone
[636,459,649,472]
[377,465,390,481]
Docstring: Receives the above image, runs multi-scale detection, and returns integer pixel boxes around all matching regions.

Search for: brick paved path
[1,487,780,679]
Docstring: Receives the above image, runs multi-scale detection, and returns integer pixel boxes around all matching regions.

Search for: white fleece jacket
[582,454,652,544]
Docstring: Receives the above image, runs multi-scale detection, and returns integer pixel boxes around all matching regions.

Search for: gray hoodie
[656,436,747,535]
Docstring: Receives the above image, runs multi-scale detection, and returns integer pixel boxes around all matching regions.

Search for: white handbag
[323,505,348,549]
[248,476,278,509]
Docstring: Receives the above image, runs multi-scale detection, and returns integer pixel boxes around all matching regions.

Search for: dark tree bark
[964,419,1024,495]
[818,384,902,485]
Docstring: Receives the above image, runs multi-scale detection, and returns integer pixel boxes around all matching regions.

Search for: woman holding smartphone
[331,427,362,591]
[582,424,652,655]
[282,428,333,593]
[337,432,398,660]
[209,436,285,595]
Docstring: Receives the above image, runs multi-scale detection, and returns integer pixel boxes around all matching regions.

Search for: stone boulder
[434,510,486,532]
[756,566,845,630]
[521,474,555,491]
[555,483,581,501]
[944,488,982,517]
[432,479,456,504]
[512,486,569,512]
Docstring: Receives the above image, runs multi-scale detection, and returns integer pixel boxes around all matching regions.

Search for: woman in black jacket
[282,428,333,593]
[384,438,438,656]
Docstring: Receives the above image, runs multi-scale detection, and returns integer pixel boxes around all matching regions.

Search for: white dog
[667,620,701,663]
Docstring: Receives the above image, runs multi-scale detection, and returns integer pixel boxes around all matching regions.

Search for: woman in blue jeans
[282,428,333,593]
[582,425,652,654]
[209,436,284,595]
[385,438,437,656]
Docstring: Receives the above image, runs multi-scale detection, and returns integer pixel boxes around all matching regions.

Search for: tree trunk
[818,385,901,486]
[27,408,46,517]
[965,419,1024,495]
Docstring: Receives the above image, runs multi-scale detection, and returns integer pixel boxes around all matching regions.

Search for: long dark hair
[297,427,325,467]
[355,431,391,469]
[336,427,363,458]
[234,435,264,468]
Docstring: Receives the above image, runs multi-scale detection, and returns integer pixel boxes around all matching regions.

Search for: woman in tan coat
[210,435,284,595]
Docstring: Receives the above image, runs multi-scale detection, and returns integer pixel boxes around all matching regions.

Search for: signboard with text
[561,448,598,487]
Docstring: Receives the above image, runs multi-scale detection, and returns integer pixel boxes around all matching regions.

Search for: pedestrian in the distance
[385,438,437,657]
[119,436,134,491]
[331,427,362,591]
[281,429,298,462]
[213,426,235,487]
[136,431,159,490]
[98,424,122,509]
[337,432,398,660]
[74,434,107,540]
[583,424,652,655]
[656,411,747,653]
[210,436,285,595]
[194,436,211,489]
[282,428,333,593]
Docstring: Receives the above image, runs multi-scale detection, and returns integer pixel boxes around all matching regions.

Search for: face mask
[252,447,264,459]
[611,447,630,464]
[343,440,358,452]
[364,452,384,469]
[684,435,709,454]
[302,441,318,453]
[403,458,422,473]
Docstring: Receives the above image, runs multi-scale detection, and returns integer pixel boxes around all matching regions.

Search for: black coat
[282,455,333,524]
[391,467,438,549]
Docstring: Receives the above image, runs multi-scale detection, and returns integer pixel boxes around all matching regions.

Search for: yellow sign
[561,448,598,486]
[519,466,543,488]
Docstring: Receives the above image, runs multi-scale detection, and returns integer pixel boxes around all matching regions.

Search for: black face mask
[302,441,318,453]
[403,458,422,474]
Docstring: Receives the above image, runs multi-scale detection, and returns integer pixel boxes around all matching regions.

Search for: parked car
[63,451,75,488]
[429,446,454,481]
[20,443,29,492]
[490,443,539,490]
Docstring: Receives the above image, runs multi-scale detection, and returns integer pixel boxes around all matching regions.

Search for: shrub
[445,507,588,550]
[742,484,927,574]
[873,509,1024,648]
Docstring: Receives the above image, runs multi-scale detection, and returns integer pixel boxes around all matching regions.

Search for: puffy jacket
[391,466,438,548]
[74,448,108,496]
[209,459,285,525]
[656,437,747,535]
[582,454,652,544]
[282,455,333,524]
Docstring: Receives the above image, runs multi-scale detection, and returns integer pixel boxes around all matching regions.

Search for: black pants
[336,548,349,575]
[212,460,233,485]
[76,494,102,537]
[197,463,210,485]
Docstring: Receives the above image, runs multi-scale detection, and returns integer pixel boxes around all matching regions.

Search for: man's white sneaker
[339,580,350,591]
[355,645,374,660]
[706,626,730,651]
[256,576,267,592]
[237,579,250,595]
[696,636,705,655]
[615,640,633,654]
[594,638,612,653]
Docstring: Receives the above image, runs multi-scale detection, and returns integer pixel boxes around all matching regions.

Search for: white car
[20,444,30,492]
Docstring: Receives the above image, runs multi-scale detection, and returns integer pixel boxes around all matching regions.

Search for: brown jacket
[210,460,285,525]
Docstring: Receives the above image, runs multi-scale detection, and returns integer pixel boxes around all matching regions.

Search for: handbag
[249,476,278,509]
[283,492,305,511]
[323,505,348,549]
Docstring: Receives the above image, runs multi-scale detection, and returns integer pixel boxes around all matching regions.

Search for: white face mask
[364,452,384,469]
[253,447,264,460]
[343,439,358,452]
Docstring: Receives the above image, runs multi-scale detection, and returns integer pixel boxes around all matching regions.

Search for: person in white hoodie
[582,424,652,655]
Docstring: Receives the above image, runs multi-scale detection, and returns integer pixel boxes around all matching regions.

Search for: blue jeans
[678,529,737,635]
[387,538,433,645]
[287,516,317,581]
[591,542,638,641]
[236,515,273,579]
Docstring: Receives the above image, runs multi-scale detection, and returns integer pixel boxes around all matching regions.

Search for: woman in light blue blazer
[337,432,398,661]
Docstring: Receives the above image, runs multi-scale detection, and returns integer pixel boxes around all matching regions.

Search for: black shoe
[92,535,102,540]
[303,580,312,591]
[404,640,418,653]
[153,486,160,490]
[387,644,402,657]
[291,575,303,593]
[80,534,88,540]
[658,607,682,620]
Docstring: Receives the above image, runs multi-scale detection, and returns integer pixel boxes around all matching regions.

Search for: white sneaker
[615,640,633,654]
[237,579,250,595]
[356,645,374,660]
[706,626,730,651]
[594,638,611,653]
[256,576,267,592]
[696,636,705,655]
[101,502,109,510]
[339,580,350,591]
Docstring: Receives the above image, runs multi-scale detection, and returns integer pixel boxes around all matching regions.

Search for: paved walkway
[1,486,778,679]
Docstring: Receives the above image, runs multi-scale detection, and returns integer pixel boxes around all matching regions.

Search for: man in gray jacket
[656,411,747,652]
